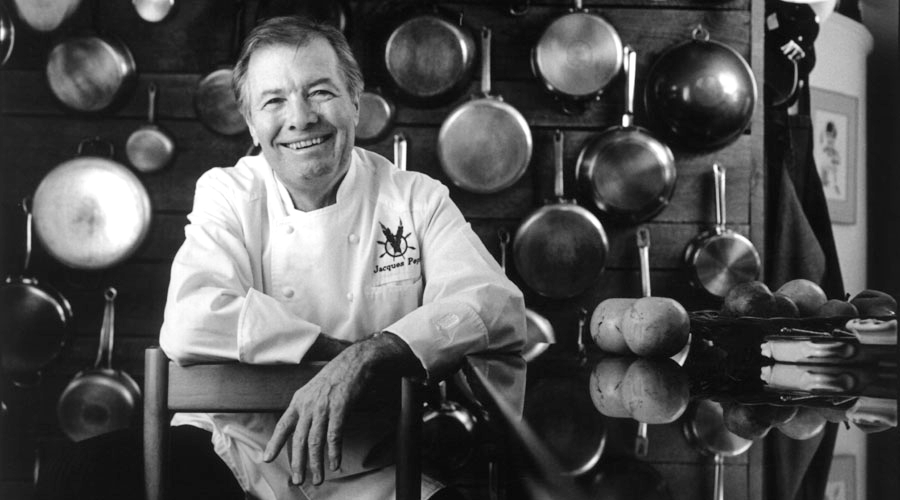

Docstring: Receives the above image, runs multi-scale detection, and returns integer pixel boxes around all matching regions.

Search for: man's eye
[263,97,284,107]
[310,89,335,99]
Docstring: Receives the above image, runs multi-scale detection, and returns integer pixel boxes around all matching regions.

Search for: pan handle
[622,45,636,127]
[146,82,158,124]
[93,287,118,370]
[480,27,492,97]
[553,129,565,200]
[393,134,407,171]
[497,228,510,272]
[19,197,33,274]
[714,453,725,500]
[635,225,651,457]
[713,164,727,231]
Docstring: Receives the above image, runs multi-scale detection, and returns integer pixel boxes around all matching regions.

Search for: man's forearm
[357,331,425,379]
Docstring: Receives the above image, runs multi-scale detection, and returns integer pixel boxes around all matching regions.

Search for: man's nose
[288,98,318,128]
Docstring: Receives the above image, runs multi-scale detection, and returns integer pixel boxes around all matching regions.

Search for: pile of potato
[719,278,897,319]
[589,296,690,359]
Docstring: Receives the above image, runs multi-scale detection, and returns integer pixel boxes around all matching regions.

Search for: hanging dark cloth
[764,104,846,500]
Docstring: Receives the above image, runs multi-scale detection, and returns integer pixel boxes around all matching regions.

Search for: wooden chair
[143,347,423,500]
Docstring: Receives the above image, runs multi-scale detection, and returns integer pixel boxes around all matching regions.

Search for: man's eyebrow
[256,77,339,97]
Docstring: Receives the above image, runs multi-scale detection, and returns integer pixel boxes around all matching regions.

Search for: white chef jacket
[160,147,526,500]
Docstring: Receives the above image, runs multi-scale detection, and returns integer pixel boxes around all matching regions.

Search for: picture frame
[810,87,859,224]
[826,454,856,500]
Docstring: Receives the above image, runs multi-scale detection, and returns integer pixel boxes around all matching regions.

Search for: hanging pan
[57,287,141,441]
[32,137,152,270]
[682,399,753,500]
[514,130,608,299]
[438,27,532,194]
[12,0,81,33]
[1,1,14,66]
[45,3,137,113]
[132,0,175,23]
[683,164,760,297]
[383,5,476,106]
[195,1,248,136]
[0,199,73,386]
[576,46,676,223]
[532,0,622,106]
[126,82,176,173]
[421,380,476,471]
[644,25,757,150]
[497,228,555,362]
[356,88,395,144]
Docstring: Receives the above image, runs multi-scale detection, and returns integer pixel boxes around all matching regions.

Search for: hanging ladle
[682,399,753,500]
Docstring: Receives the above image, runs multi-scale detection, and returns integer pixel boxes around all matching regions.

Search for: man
[158,15,526,500]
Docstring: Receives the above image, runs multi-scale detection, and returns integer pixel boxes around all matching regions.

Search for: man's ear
[352,93,360,127]
[247,121,260,147]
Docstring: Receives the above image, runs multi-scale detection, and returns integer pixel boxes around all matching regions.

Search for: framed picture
[826,454,856,500]
[810,87,859,224]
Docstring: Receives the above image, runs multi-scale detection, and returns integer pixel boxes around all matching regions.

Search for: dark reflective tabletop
[458,316,898,500]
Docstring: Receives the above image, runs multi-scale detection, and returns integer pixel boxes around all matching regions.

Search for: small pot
[682,399,753,500]
[644,25,757,150]
[356,88,395,145]
[1,1,14,66]
[497,228,555,362]
[32,138,153,270]
[576,46,677,223]
[532,0,622,104]
[132,0,175,23]
[57,287,141,441]
[514,130,608,299]
[683,164,760,297]
[126,82,176,173]
[195,2,247,136]
[383,7,476,106]
[45,32,137,113]
[421,381,476,470]
[12,0,81,33]
[0,199,73,385]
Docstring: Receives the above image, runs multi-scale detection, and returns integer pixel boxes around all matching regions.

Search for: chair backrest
[143,346,422,500]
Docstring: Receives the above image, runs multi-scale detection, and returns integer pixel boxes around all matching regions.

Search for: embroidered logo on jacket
[378,219,416,259]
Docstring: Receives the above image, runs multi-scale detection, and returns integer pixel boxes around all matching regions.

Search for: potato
[589,298,637,355]
[621,297,690,358]
[776,279,828,317]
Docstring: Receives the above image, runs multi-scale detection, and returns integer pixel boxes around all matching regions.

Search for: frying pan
[194,1,248,136]
[45,12,137,113]
[356,88,395,144]
[126,82,176,173]
[531,0,622,103]
[57,287,141,441]
[12,0,81,33]
[383,6,475,105]
[32,138,153,270]
[683,164,760,297]
[576,46,676,223]
[514,130,608,299]
[0,199,73,386]
[0,1,14,66]
[497,228,555,362]
[682,399,753,500]
[644,25,757,150]
[132,0,175,23]
[438,27,532,194]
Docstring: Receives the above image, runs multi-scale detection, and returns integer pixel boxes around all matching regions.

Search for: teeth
[286,137,326,150]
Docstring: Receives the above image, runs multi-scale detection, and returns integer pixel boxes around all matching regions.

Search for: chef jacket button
[346,292,354,302]
[282,288,294,298]
[285,225,294,234]
[348,233,359,244]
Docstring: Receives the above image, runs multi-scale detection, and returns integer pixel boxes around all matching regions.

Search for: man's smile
[282,134,331,151]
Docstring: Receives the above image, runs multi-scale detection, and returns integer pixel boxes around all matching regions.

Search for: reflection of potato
[722,403,775,440]
[590,298,636,355]
[589,356,634,418]
[620,297,690,358]
[776,407,827,440]
[620,358,689,424]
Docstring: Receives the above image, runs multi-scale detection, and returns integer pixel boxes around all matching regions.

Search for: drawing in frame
[810,87,858,224]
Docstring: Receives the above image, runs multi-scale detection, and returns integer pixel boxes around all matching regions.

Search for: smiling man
[155,15,526,500]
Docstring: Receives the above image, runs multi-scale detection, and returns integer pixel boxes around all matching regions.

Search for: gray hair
[232,16,364,116]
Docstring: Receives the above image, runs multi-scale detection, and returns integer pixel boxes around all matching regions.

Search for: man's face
[244,38,359,199]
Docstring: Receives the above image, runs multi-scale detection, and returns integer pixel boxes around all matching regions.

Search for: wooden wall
[0,0,765,496]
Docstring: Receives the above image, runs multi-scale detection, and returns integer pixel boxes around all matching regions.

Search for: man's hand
[263,332,421,486]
